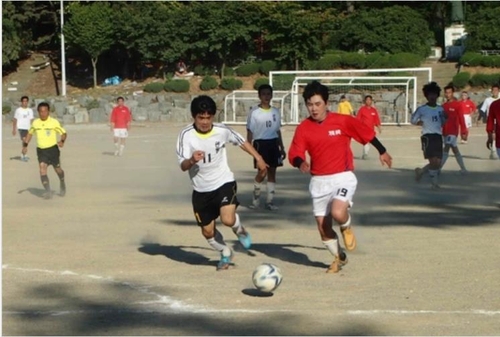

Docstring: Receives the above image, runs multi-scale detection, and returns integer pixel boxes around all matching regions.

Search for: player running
[288,81,392,274]
[440,85,468,173]
[246,84,286,211]
[412,82,446,189]
[479,84,499,159]
[356,95,382,159]
[176,95,267,271]
[486,99,500,160]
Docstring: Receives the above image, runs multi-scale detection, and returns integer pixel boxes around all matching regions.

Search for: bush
[259,60,277,76]
[469,73,500,88]
[193,64,216,76]
[389,53,423,68]
[316,54,342,70]
[273,74,295,90]
[235,62,260,76]
[2,104,12,115]
[452,72,471,89]
[223,66,235,76]
[85,99,100,110]
[459,52,482,67]
[253,77,269,90]
[200,76,218,91]
[366,53,392,69]
[220,77,243,90]
[164,79,190,92]
[143,82,165,93]
[340,53,366,69]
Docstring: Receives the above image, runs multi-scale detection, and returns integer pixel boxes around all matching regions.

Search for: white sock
[114,143,119,151]
[339,213,351,229]
[207,230,231,257]
[455,151,466,171]
[266,182,275,204]
[363,144,370,155]
[441,152,449,168]
[231,213,244,235]
[119,144,125,155]
[323,239,340,257]
[253,180,261,199]
[429,169,439,185]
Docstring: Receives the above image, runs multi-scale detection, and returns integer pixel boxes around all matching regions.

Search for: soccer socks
[231,213,244,235]
[339,213,352,229]
[114,142,119,155]
[455,151,467,171]
[429,169,439,186]
[441,152,449,168]
[119,144,125,156]
[266,182,276,204]
[253,180,261,200]
[207,230,231,257]
[323,239,340,257]
[41,175,50,192]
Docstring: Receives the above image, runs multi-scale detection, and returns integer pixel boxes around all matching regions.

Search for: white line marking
[2,264,289,316]
[348,309,500,316]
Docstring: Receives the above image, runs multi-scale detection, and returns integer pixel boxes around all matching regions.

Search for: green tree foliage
[465,6,500,51]
[336,6,433,57]
[2,2,24,67]
[64,2,116,87]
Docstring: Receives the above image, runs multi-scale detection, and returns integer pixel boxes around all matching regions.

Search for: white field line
[348,309,500,316]
[2,264,288,316]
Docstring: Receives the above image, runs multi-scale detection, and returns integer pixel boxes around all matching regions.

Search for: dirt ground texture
[2,120,500,335]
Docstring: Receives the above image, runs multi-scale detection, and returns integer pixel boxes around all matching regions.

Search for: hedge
[200,76,218,91]
[460,52,500,68]
[316,54,342,70]
[340,53,366,69]
[164,79,190,92]
[469,73,500,88]
[259,60,277,76]
[235,62,260,76]
[143,82,165,93]
[253,77,269,90]
[193,64,216,76]
[452,72,471,89]
[3,104,12,115]
[220,77,243,90]
[273,74,295,90]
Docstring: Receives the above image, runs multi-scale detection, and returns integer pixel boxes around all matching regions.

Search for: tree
[64,2,115,87]
[2,1,24,68]
[336,6,433,57]
[464,5,500,51]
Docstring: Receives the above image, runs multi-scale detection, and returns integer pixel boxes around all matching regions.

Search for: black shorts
[420,134,443,159]
[192,181,239,226]
[37,145,61,167]
[253,138,282,168]
[18,129,28,141]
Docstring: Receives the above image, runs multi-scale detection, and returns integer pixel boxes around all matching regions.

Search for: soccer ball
[252,263,283,293]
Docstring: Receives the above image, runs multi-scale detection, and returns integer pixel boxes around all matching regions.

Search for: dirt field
[2,121,500,336]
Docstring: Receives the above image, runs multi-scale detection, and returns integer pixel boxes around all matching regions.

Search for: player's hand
[299,161,310,174]
[486,140,493,150]
[379,152,392,168]
[12,129,16,136]
[256,157,269,172]
[461,134,468,141]
[280,149,286,160]
[57,141,65,148]
[191,150,205,163]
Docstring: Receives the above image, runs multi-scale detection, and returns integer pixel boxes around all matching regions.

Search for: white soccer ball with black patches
[252,263,283,293]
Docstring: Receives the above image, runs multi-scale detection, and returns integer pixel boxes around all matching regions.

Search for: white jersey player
[176,95,267,271]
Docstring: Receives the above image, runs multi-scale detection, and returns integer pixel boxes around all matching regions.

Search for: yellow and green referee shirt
[28,116,66,149]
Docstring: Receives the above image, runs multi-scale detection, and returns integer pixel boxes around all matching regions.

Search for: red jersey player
[288,81,392,274]
[486,99,500,159]
[441,85,467,173]
[356,95,382,159]
[110,96,132,156]
[460,91,476,142]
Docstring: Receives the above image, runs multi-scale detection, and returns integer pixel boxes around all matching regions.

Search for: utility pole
[60,0,66,96]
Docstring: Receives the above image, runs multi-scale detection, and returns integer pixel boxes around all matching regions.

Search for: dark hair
[364,95,373,102]
[302,80,328,103]
[258,84,273,96]
[117,96,124,101]
[444,84,455,92]
[422,81,441,97]
[340,95,346,99]
[191,95,217,117]
[21,96,29,101]
[37,102,50,111]
[492,84,500,90]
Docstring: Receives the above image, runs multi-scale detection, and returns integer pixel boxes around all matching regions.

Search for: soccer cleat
[340,226,356,251]
[265,203,279,211]
[248,198,260,209]
[326,259,340,273]
[460,140,468,144]
[338,250,348,266]
[490,152,497,160]
[415,167,424,182]
[216,251,233,271]
[42,191,52,200]
[236,228,252,249]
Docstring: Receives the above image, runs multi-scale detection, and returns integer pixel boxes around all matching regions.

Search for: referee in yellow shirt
[338,95,354,116]
[22,102,67,199]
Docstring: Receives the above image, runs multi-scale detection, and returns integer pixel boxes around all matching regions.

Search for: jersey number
[265,120,272,128]
[202,153,212,163]
[432,116,438,122]
[336,188,348,197]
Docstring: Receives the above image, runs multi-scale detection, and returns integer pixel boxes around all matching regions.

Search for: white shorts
[464,114,472,129]
[309,171,357,217]
[113,128,128,138]
[443,135,458,147]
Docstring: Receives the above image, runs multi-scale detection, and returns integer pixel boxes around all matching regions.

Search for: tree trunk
[91,57,98,88]
[346,1,354,13]
[295,58,299,71]
[220,61,225,80]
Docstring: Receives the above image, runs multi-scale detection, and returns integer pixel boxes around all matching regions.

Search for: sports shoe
[415,167,424,182]
[236,228,252,249]
[340,226,356,251]
[265,203,278,211]
[459,169,468,175]
[338,250,348,266]
[216,251,233,271]
[60,181,66,197]
[114,150,119,156]
[42,191,52,200]
[248,198,260,209]
[326,259,340,273]
[490,152,497,160]
[460,140,468,144]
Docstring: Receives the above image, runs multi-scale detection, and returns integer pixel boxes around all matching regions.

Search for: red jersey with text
[288,113,375,175]
[110,105,132,129]
[356,105,381,129]
[442,99,466,136]
[487,99,500,148]
[461,99,476,115]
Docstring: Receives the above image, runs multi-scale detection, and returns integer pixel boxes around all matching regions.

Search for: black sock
[41,175,50,192]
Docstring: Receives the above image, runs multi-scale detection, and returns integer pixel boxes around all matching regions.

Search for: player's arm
[246,109,254,144]
[127,108,132,130]
[277,130,286,159]
[240,141,268,172]
[348,117,392,168]
[288,124,309,173]
[109,109,115,131]
[410,107,422,126]
[246,129,253,144]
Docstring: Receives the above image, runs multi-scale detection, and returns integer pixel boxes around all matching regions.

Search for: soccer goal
[222,90,292,125]
[288,76,417,125]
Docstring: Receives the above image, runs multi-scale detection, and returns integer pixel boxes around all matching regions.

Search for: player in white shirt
[411,82,446,188]
[479,84,499,159]
[176,95,268,271]
[246,84,286,211]
[12,96,34,162]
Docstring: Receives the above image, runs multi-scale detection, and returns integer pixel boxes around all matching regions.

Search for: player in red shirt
[110,96,132,156]
[441,85,467,173]
[486,99,500,159]
[356,95,382,159]
[460,91,476,142]
[288,81,392,274]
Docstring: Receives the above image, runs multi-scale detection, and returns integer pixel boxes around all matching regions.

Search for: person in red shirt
[460,91,476,142]
[486,98,500,159]
[288,81,392,274]
[441,85,467,173]
[356,95,382,159]
[110,96,132,156]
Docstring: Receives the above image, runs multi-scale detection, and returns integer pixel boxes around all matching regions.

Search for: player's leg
[19,130,29,161]
[450,145,467,173]
[329,172,357,251]
[416,135,431,182]
[39,161,51,199]
[264,139,282,210]
[250,140,266,209]
[496,147,500,159]
[315,214,347,273]
[118,129,128,156]
[426,135,443,188]
[440,141,451,169]
[462,115,472,144]
[113,129,120,156]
